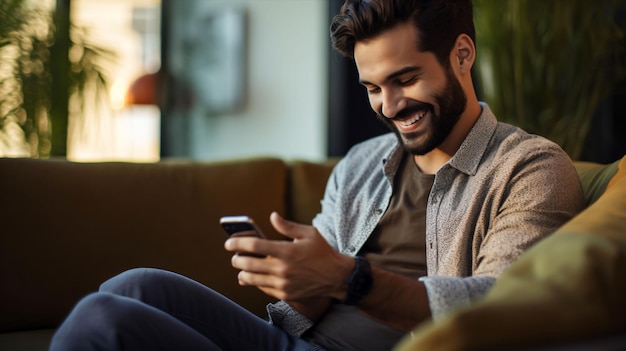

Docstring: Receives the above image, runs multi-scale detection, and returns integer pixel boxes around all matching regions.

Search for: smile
[398,110,427,127]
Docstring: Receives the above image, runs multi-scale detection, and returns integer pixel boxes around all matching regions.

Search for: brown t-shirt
[304,154,434,351]
[360,153,434,279]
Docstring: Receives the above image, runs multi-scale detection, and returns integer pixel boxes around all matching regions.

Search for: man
[50,1,584,350]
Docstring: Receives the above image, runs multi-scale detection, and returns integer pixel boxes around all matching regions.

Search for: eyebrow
[359,66,423,86]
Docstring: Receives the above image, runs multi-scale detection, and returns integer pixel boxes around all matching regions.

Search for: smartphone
[220,216,267,239]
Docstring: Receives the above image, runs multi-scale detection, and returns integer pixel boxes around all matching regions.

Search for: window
[68,0,161,162]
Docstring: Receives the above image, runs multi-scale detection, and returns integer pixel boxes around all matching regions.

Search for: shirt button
[375,208,383,215]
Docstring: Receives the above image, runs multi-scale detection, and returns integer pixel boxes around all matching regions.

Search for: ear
[450,34,475,74]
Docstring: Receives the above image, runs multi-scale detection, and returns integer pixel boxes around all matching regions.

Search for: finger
[269,211,306,240]
[225,236,289,259]
[239,275,288,300]
[258,286,288,301]
[224,236,264,254]
[230,253,271,273]
[237,270,283,292]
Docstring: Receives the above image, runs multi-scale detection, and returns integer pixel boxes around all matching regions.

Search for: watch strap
[341,256,373,305]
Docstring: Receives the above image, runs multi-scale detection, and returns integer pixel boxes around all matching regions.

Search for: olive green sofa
[1,155,624,350]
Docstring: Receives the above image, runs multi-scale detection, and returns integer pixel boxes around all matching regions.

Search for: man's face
[354,22,467,155]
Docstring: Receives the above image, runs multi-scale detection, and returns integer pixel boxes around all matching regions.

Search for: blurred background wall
[70,0,329,162]
[1,0,624,163]
[161,0,328,161]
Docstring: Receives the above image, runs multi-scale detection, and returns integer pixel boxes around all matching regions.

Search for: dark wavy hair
[330,0,475,67]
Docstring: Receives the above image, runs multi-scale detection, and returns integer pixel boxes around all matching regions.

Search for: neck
[413,99,482,174]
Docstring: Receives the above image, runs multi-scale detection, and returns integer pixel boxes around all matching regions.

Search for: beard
[376,67,467,156]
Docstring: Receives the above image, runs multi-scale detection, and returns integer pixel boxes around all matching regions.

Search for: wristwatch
[341,256,373,305]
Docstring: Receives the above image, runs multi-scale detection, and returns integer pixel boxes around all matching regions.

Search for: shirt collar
[448,102,498,176]
[381,102,498,177]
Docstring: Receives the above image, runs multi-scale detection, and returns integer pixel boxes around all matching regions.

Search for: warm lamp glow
[124,72,158,106]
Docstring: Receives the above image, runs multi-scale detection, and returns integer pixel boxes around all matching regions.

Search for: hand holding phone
[221,216,267,257]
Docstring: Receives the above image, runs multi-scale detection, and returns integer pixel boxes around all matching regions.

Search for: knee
[65,293,127,328]
[100,267,171,296]
[51,293,129,350]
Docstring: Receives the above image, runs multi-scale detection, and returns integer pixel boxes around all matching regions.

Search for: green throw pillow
[575,160,619,206]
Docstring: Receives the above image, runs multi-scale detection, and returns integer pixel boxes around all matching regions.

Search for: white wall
[182,0,328,161]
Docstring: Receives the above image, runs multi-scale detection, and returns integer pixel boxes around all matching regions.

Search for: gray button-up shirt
[268,103,585,336]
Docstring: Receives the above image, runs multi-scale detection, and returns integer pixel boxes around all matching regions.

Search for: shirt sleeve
[419,276,495,320]
[266,300,314,337]
[422,141,585,319]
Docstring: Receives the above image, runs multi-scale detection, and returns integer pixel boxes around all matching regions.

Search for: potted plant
[0,0,114,158]
[473,0,625,160]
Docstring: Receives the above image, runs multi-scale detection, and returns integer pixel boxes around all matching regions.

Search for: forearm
[271,262,431,334]
[354,269,496,331]
[313,254,432,332]
[356,266,431,332]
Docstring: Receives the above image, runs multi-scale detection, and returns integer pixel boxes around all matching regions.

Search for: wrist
[329,254,356,301]
[339,256,373,305]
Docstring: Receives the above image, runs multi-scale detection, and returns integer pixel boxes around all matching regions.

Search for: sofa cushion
[0,157,287,332]
[395,157,626,350]
[575,159,620,206]
[0,329,56,351]
[607,155,625,190]
[286,159,338,225]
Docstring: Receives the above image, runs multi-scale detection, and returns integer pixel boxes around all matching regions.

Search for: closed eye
[397,76,418,86]
[361,83,380,94]
[367,86,381,94]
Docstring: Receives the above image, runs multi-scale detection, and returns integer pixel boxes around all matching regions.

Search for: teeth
[399,111,426,127]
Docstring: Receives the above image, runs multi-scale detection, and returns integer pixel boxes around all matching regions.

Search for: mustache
[376,102,434,121]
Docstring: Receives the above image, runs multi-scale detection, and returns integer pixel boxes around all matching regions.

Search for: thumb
[269,211,306,240]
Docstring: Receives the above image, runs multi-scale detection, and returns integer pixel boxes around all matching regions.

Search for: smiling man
[50,1,585,351]
[355,22,473,167]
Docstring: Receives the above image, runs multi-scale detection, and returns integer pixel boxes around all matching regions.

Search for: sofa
[0,157,337,350]
[0,155,624,350]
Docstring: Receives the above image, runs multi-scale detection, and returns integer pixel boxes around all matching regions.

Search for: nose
[380,89,406,119]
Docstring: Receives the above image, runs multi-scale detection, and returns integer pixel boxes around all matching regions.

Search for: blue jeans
[50,268,325,351]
